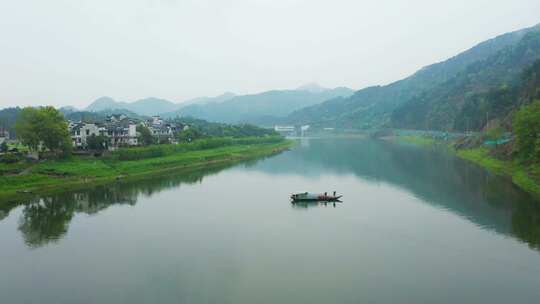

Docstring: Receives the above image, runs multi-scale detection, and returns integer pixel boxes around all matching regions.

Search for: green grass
[0,161,32,175]
[6,142,29,153]
[0,139,293,201]
[397,135,437,146]
[456,147,540,199]
[456,148,507,174]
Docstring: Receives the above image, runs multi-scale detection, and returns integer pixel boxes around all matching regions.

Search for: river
[1,138,540,303]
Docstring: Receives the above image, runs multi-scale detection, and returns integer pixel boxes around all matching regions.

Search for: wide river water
[1,138,540,303]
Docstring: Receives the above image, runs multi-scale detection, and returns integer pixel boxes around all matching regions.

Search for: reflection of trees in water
[258,138,540,251]
[511,200,540,251]
[0,210,8,221]
[15,163,235,248]
[18,195,76,248]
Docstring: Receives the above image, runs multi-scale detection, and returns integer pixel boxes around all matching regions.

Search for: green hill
[392,30,540,130]
[286,23,540,130]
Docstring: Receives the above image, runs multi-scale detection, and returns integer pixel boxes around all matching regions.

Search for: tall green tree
[0,141,8,153]
[15,107,41,151]
[513,100,540,161]
[176,128,203,142]
[15,107,72,156]
[38,107,71,153]
[87,134,108,151]
[136,125,155,146]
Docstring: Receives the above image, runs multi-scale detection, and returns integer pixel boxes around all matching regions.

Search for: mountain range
[286,23,540,131]
[168,86,354,124]
[86,97,179,116]
[21,23,540,132]
[83,86,354,123]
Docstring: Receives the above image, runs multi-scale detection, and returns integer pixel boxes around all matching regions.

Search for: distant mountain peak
[297,83,327,93]
[219,92,236,98]
[85,96,179,116]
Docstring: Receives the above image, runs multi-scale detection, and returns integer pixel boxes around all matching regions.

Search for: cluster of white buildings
[273,125,310,137]
[69,115,188,149]
[146,116,189,143]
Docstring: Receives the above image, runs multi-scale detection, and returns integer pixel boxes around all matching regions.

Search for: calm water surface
[1,138,540,304]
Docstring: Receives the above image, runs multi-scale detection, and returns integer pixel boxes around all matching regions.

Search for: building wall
[128,124,136,137]
[72,124,100,147]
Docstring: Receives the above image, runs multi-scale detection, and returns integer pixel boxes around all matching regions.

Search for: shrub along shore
[0,136,292,202]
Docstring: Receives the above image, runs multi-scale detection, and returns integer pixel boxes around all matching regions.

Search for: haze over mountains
[85,93,238,116]
[3,23,540,133]
[172,86,354,124]
[83,85,354,123]
[286,23,540,131]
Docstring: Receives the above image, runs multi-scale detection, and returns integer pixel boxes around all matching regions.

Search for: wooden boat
[290,192,342,202]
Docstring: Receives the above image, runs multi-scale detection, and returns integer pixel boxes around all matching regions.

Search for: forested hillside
[286,23,540,130]
[392,30,540,130]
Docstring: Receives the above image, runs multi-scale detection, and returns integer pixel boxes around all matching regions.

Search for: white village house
[69,116,138,149]
[68,115,188,149]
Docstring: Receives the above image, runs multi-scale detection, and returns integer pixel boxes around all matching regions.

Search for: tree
[176,128,203,142]
[15,107,72,157]
[136,125,155,146]
[0,141,7,153]
[39,107,71,153]
[15,107,41,151]
[18,195,76,248]
[87,134,108,151]
[513,100,540,161]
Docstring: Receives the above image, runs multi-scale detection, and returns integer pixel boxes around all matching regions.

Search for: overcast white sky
[0,0,539,109]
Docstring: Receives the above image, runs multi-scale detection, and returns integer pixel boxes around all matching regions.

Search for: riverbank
[393,134,540,199]
[395,135,438,146]
[456,147,540,198]
[0,139,293,202]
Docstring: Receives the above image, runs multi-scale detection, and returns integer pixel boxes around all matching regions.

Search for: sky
[0,0,539,109]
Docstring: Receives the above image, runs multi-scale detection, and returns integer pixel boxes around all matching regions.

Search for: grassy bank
[0,138,293,202]
[396,135,437,146]
[391,134,540,199]
[456,148,540,198]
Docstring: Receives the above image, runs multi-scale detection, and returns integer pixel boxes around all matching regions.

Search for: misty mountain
[175,87,354,124]
[296,83,328,93]
[85,93,237,117]
[392,29,540,130]
[286,23,540,130]
[61,108,147,123]
[181,92,236,106]
[85,97,179,116]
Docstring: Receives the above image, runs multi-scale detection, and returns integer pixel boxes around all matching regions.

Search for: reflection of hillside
[14,163,235,248]
[253,138,540,250]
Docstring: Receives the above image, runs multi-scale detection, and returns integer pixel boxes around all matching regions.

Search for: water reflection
[252,138,540,250]
[291,201,342,209]
[7,163,239,248]
[2,138,540,251]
